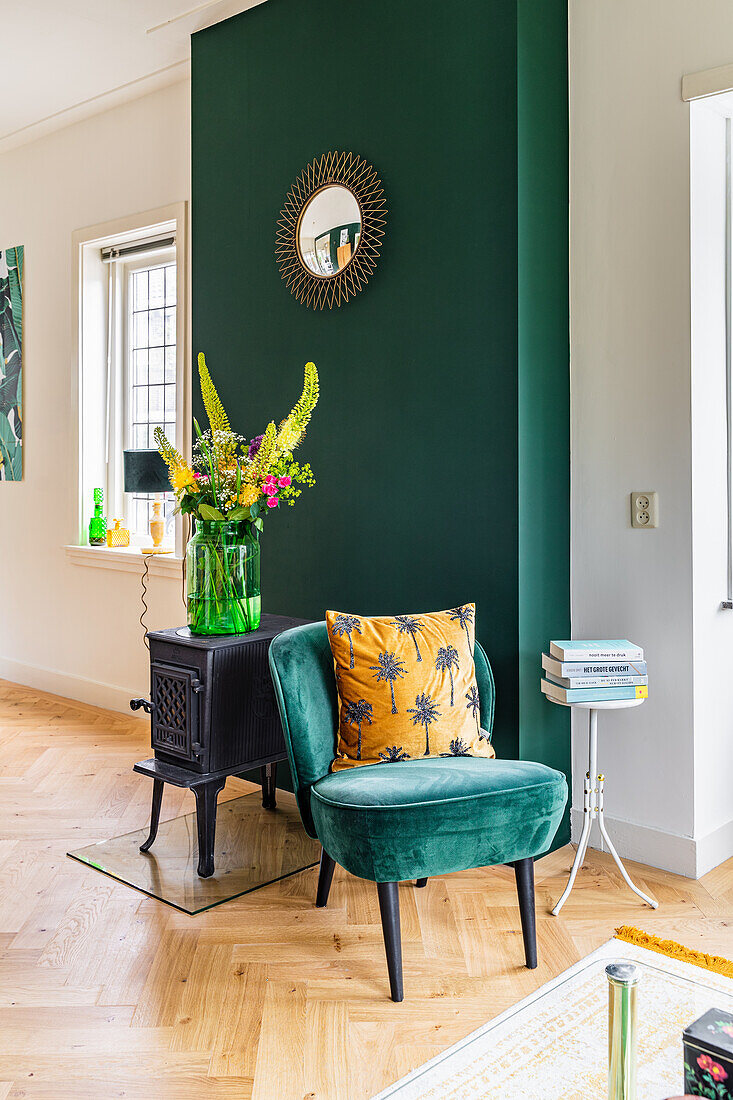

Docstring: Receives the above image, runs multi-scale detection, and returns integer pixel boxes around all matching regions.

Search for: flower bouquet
[155,353,319,635]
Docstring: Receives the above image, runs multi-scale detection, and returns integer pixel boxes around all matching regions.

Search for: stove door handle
[130,697,154,715]
[190,679,204,694]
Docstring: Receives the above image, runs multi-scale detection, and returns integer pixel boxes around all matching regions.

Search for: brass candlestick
[607,962,640,1099]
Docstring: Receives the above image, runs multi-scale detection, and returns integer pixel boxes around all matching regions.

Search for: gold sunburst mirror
[276,152,387,309]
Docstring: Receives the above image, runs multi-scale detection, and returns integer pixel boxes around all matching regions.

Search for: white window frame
[68,202,190,573]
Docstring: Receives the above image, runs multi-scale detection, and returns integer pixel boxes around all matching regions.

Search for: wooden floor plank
[251,978,306,1100]
[208,962,268,1078]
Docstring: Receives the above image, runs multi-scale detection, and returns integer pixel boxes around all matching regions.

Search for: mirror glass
[297,185,361,277]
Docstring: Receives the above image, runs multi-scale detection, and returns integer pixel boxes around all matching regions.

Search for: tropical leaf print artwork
[466,684,482,737]
[391,615,423,662]
[441,738,471,757]
[331,614,362,669]
[378,745,411,763]
[446,605,474,655]
[408,692,441,755]
[344,698,373,760]
[370,651,408,714]
[0,245,23,481]
[435,644,460,705]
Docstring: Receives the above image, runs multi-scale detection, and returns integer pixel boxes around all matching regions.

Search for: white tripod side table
[548,697,658,916]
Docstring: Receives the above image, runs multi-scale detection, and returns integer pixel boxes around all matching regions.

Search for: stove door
[150,661,204,766]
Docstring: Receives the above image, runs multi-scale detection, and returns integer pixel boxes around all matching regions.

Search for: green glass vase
[186,519,261,636]
[88,487,107,546]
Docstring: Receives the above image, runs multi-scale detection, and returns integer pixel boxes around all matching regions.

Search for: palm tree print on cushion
[408,692,441,755]
[378,745,411,763]
[370,651,408,714]
[435,644,460,705]
[344,698,373,760]
[465,684,481,736]
[446,605,474,655]
[440,737,471,757]
[326,605,494,770]
[330,614,362,669]
[391,615,423,662]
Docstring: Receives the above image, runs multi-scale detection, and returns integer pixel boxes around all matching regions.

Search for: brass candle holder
[607,961,640,1100]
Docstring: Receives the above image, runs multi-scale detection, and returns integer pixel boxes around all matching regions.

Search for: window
[72,204,188,561]
[125,255,177,540]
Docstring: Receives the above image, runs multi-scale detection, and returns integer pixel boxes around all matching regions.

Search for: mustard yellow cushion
[326,605,496,771]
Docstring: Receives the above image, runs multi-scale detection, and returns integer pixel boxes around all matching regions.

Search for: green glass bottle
[88,487,107,546]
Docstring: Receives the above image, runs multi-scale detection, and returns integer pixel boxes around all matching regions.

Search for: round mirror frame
[276,151,387,310]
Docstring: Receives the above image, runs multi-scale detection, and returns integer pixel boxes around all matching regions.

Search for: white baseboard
[0,655,144,715]
[571,807,697,877]
[570,807,733,879]
[696,816,733,877]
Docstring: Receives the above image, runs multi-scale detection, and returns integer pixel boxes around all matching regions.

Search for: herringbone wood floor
[2,679,733,1099]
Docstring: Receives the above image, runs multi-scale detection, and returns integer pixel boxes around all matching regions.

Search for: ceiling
[0,0,265,151]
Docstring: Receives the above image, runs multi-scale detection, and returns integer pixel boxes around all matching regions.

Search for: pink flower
[278,476,292,487]
[267,496,278,508]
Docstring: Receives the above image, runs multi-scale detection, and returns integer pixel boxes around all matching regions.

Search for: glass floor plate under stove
[68,788,321,914]
[377,942,733,1099]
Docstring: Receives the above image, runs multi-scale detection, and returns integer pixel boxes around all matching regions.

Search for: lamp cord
[139,515,190,649]
[140,553,153,650]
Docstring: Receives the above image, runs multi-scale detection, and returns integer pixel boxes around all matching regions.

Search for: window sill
[65,544,183,577]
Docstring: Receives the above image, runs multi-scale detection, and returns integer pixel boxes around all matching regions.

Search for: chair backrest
[269,620,496,837]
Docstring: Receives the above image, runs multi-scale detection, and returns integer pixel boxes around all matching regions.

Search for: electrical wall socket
[630,491,658,528]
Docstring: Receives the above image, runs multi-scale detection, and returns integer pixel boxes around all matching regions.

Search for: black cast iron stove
[130,613,309,877]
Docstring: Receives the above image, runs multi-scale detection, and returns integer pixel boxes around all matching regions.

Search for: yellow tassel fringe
[615,925,733,980]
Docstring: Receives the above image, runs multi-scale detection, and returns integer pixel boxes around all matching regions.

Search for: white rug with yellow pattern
[375,938,733,1099]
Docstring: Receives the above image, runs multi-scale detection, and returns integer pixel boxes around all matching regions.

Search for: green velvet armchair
[269,621,567,1001]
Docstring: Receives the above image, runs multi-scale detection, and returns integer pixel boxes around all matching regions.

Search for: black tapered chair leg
[260,762,277,810]
[316,849,336,908]
[513,857,537,969]
[415,878,428,888]
[139,778,164,853]
[377,882,404,1002]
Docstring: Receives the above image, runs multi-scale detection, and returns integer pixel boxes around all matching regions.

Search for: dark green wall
[517,0,570,836]
[192,0,569,840]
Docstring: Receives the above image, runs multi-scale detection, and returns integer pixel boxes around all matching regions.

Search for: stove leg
[260,762,277,810]
[139,778,164,853]
[193,777,226,878]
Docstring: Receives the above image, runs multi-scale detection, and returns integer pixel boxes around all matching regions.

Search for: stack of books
[541,640,648,704]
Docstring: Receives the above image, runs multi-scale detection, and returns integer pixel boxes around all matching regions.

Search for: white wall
[0,80,190,712]
[689,93,733,873]
[570,0,733,876]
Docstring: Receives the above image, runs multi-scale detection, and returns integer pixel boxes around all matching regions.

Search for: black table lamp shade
[123,449,170,494]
